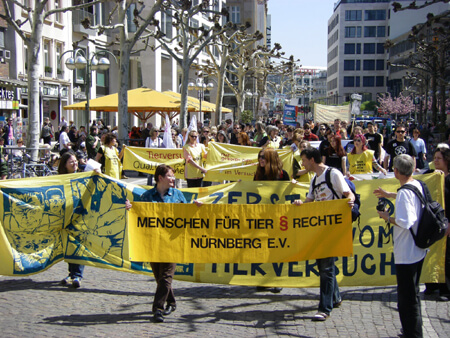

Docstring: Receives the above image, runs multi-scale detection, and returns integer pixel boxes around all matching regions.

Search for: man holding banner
[293,147,354,321]
[137,164,202,323]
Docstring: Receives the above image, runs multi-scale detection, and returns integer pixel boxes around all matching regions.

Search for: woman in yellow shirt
[95,133,125,180]
[347,134,386,175]
[183,130,207,187]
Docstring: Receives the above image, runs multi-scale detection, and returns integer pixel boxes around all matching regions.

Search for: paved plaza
[0,261,449,337]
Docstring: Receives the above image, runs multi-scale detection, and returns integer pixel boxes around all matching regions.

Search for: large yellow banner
[128,200,352,263]
[122,143,294,182]
[0,172,446,288]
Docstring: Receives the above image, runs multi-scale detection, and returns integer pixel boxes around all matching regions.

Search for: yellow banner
[123,143,294,182]
[0,172,445,288]
[123,146,185,178]
[128,200,352,263]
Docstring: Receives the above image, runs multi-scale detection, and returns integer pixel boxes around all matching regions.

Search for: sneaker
[60,276,71,285]
[313,312,329,321]
[270,287,283,293]
[333,299,343,308]
[153,310,164,323]
[72,277,81,288]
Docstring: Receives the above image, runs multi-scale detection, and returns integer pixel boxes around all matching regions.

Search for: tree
[377,93,415,119]
[387,2,450,125]
[82,0,163,142]
[199,23,264,123]
[0,0,106,160]
[392,0,449,12]
[150,1,228,129]
[240,110,253,124]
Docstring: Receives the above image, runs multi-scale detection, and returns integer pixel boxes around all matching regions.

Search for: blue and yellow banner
[0,172,446,288]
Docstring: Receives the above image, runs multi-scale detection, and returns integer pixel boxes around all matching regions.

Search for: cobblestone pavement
[0,262,449,337]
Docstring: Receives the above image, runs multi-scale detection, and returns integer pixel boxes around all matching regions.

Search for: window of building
[363,60,375,70]
[363,76,375,87]
[43,40,50,68]
[364,26,376,37]
[344,43,355,54]
[229,6,240,24]
[56,43,62,74]
[127,3,137,33]
[376,76,384,87]
[364,43,376,54]
[356,59,361,70]
[161,9,173,39]
[0,29,4,48]
[344,60,355,70]
[345,26,361,38]
[365,10,386,21]
[344,76,355,87]
[356,43,361,54]
[55,0,62,23]
[345,10,362,21]
[376,59,384,70]
[377,43,385,54]
[377,26,386,37]
[356,76,360,87]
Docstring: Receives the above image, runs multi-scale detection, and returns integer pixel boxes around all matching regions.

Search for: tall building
[327,0,390,105]
[327,0,450,109]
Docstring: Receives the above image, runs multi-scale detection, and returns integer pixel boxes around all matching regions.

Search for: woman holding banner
[58,151,131,288]
[254,148,289,293]
[183,130,207,187]
[347,134,387,175]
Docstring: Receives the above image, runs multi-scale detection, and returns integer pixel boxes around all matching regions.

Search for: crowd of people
[2,114,447,334]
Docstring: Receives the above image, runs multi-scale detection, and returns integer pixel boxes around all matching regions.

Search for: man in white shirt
[293,147,355,321]
[375,154,427,337]
[59,126,71,154]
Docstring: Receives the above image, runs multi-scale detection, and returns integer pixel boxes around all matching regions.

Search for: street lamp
[245,90,259,118]
[188,76,214,124]
[61,46,117,125]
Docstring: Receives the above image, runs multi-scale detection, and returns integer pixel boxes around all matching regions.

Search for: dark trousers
[186,178,203,188]
[68,263,84,279]
[396,258,424,338]
[150,262,176,313]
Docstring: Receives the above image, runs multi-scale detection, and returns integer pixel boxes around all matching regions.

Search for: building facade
[327,0,390,105]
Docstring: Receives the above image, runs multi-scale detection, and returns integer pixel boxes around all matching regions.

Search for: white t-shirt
[145,137,162,148]
[59,131,70,150]
[308,166,350,202]
[393,179,428,264]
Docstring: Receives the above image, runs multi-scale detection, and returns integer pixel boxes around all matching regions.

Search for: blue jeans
[68,263,84,279]
[317,257,341,314]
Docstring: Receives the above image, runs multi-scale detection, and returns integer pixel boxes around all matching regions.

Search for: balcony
[73,9,95,35]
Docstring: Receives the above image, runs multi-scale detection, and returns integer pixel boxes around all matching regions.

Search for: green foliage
[341,102,351,106]
[360,101,377,112]
[241,110,253,124]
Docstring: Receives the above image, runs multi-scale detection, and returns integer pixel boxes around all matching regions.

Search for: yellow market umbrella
[163,90,232,113]
[63,87,193,112]
[63,87,195,122]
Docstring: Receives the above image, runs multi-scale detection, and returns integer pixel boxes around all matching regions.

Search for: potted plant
[45,66,52,75]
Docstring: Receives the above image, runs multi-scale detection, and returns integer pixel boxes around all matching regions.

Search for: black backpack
[398,180,448,249]
[312,167,361,225]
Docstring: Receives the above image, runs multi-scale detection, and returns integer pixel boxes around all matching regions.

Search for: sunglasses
[396,130,406,134]
[258,154,266,160]
[190,135,198,138]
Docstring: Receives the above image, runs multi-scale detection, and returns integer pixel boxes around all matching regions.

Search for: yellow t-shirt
[348,150,375,174]
[103,146,121,179]
[183,143,207,179]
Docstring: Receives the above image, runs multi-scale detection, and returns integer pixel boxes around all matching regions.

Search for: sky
[268,0,338,68]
